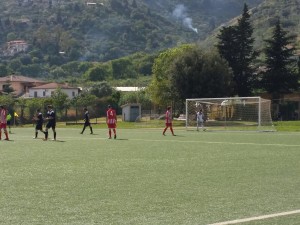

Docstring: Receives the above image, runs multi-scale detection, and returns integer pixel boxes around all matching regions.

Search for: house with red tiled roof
[0,75,46,96]
[29,82,79,99]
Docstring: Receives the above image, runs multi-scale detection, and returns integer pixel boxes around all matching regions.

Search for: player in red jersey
[0,105,9,140]
[106,105,117,139]
[163,106,175,136]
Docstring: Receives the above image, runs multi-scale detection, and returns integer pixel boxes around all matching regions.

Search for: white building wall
[121,103,141,122]
[29,88,79,98]
[122,106,131,121]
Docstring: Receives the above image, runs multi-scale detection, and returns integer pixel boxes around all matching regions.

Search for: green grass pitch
[1,127,300,225]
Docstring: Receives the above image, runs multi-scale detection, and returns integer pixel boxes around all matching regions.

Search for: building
[114,87,145,92]
[0,75,46,96]
[261,92,300,120]
[29,82,79,99]
[3,40,29,56]
[121,103,141,122]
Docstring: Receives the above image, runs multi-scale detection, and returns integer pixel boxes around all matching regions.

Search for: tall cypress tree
[262,20,299,100]
[217,4,256,96]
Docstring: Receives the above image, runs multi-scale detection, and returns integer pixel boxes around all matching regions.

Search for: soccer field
[1,127,300,225]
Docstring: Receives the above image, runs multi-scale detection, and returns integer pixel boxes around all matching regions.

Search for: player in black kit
[33,108,45,139]
[43,105,56,141]
[80,107,93,134]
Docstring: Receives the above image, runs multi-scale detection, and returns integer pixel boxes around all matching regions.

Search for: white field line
[207,209,300,225]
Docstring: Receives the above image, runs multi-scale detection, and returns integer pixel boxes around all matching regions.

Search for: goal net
[186,97,275,131]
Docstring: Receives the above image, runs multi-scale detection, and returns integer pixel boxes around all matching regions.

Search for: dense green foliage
[170,49,233,99]
[261,20,299,99]
[148,45,193,107]
[148,45,232,108]
[250,0,300,51]
[1,0,299,90]
[203,0,300,52]
[0,0,262,79]
[217,4,257,96]
[216,3,299,99]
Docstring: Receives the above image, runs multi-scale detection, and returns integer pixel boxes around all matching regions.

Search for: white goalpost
[186,97,276,131]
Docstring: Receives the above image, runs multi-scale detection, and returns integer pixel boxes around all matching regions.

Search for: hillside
[0,0,263,70]
[2,0,299,80]
[251,0,300,51]
[201,0,300,54]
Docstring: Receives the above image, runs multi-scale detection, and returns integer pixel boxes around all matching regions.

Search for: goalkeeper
[196,109,206,131]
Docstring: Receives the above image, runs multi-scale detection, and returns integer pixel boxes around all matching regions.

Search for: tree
[6,32,17,41]
[78,62,94,74]
[119,90,152,109]
[2,82,14,94]
[15,98,27,124]
[170,49,233,101]
[0,95,15,108]
[51,88,69,118]
[61,61,80,77]
[26,98,44,119]
[89,81,114,98]
[8,59,22,72]
[20,64,42,77]
[149,45,233,112]
[217,4,256,96]
[34,25,52,50]
[148,45,193,107]
[50,67,67,79]
[73,94,97,108]
[84,64,109,81]
[261,20,299,100]
[71,93,97,121]
[111,58,137,79]
[0,64,8,77]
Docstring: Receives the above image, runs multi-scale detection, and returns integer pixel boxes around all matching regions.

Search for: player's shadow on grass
[52,140,66,142]
[114,138,128,141]
[163,134,185,137]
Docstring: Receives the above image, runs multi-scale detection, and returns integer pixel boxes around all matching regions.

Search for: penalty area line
[207,209,300,225]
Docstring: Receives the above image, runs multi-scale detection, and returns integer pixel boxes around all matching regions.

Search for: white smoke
[172,4,198,33]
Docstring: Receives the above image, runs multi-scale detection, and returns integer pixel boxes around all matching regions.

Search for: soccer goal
[186,97,276,131]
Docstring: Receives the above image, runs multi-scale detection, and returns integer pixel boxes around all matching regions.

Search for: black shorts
[7,121,11,126]
[46,122,56,129]
[84,121,91,126]
[36,124,43,130]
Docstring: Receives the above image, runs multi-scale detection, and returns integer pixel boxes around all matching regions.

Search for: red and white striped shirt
[165,110,172,124]
[106,108,116,124]
[0,109,7,124]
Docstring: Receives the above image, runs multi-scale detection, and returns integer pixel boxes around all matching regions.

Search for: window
[34,91,37,97]
[72,91,75,97]
[3,84,9,89]
[43,91,46,97]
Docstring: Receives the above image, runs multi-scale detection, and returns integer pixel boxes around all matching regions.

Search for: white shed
[121,103,141,122]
